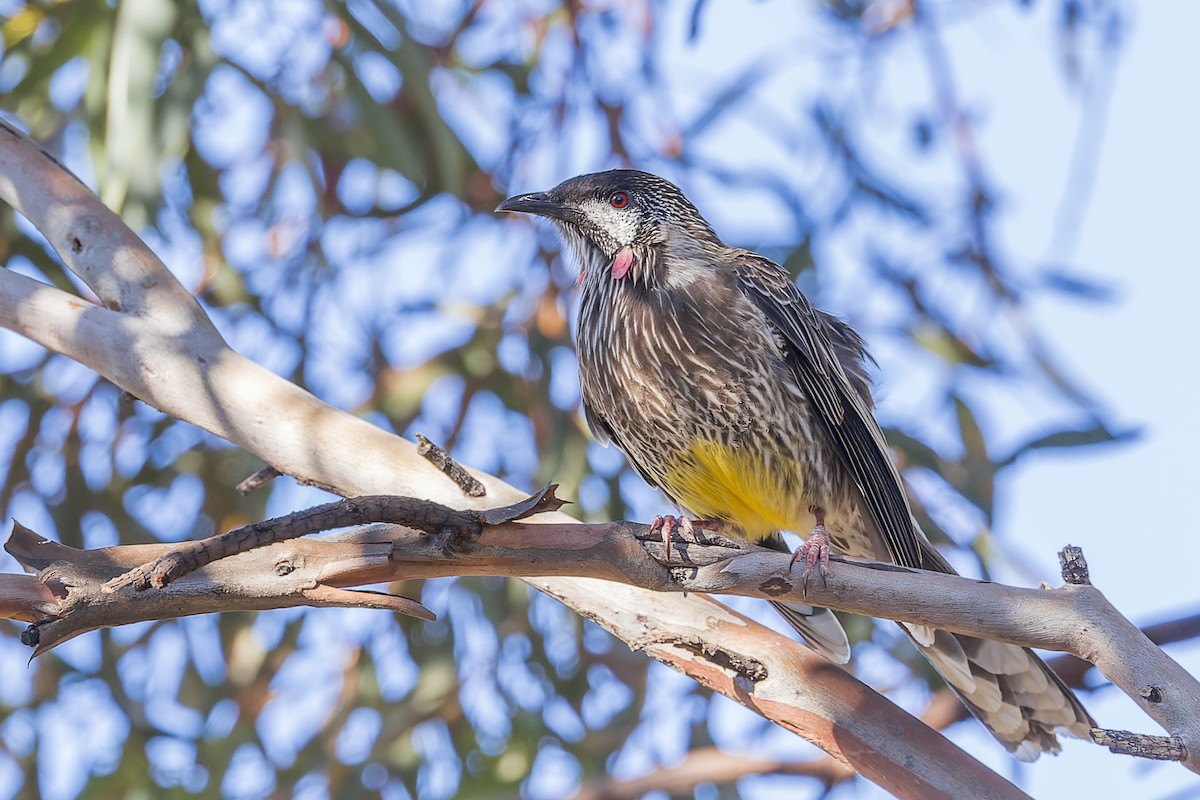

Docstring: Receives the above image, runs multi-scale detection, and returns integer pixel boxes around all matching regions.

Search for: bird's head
[497,169,722,286]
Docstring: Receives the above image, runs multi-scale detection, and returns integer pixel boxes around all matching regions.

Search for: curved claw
[790,524,831,597]
[650,515,727,561]
[650,514,677,560]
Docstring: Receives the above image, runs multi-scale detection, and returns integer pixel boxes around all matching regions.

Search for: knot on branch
[643,633,769,683]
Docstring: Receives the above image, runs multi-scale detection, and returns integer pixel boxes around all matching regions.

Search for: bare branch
[236,466,281,495]
[3,520,424,653]
[0,120,206,320]
[1060,544,1093,585]
[5,507,1199,774]
[3,521,1034,800]
[571,605,1200,800]
[101,485,564,592]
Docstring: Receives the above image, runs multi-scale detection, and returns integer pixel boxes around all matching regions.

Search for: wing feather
[732,253,925,569]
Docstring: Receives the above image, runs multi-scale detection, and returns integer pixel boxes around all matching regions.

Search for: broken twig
[417,433,485,497]
[1091,728,1187,762]
[237,465,282,495]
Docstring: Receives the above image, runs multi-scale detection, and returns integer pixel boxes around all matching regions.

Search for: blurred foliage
[0,0,1130,798]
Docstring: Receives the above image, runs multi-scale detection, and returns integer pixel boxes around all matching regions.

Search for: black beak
[496,192,577,223]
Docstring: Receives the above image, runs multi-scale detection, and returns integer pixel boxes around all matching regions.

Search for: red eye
[609,192,629,209]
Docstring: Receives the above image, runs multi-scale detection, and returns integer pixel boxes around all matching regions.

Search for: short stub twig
[1059,545,1092,586]
[237,466,282,495]
[417,433,485,497]
[1091,728,1188,762]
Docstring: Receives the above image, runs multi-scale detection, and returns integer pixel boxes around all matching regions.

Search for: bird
[496,168,1094,760]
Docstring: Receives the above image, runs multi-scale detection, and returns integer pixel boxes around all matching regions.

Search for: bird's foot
[650,514,676,559]
[682,517,724,544]
[790,524,831,596]
[650,515,724,559]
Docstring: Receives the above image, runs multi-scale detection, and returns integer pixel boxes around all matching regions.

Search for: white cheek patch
[580,198,640,248]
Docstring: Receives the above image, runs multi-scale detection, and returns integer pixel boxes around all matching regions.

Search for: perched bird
[497,169,1093,759]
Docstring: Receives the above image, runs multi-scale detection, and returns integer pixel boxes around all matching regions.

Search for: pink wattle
[611,247,635,280]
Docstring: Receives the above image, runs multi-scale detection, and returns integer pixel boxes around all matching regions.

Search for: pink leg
[789,508,831,593]
[681,517,725,545]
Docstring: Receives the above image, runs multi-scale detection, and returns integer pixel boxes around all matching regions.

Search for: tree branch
[4,507,1199,774]
[3,518,1034,800]
[568,609,1200,800]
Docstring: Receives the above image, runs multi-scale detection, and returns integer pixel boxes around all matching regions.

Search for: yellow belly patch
[664,439,811,541]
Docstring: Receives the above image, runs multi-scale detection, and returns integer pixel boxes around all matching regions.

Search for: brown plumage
[498,169,1094,759]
